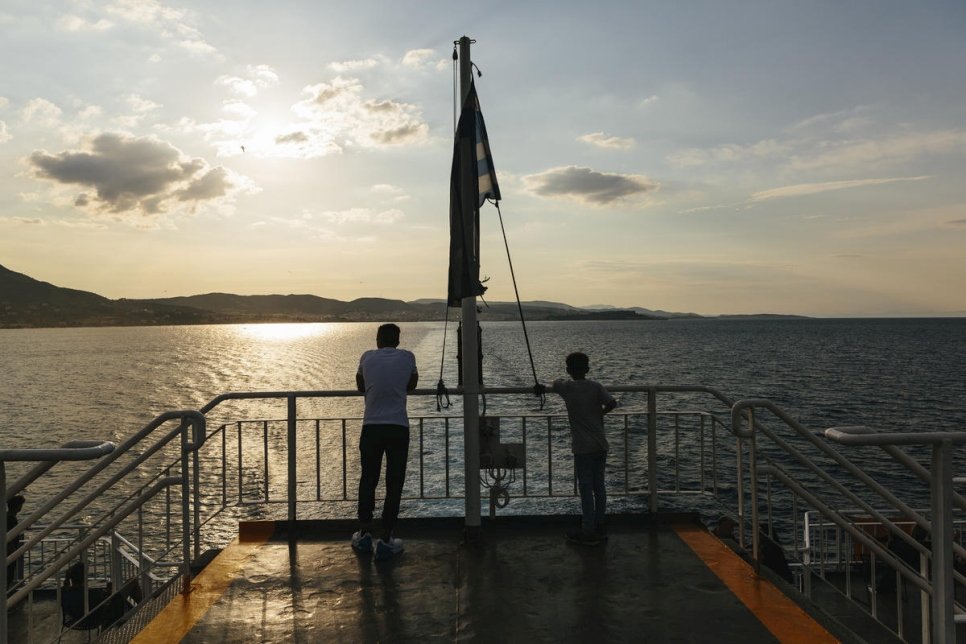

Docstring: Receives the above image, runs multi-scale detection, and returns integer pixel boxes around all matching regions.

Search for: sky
[1,1,965,317]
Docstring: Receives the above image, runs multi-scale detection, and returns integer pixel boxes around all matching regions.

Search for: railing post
[930,439,954,643]
[736,435,745,550]
[1,461,8,644]
[180,421,192,594]
[749,409,760,574]
[647,388,657,513]
[193,429,201,561]
[288,395,297,525]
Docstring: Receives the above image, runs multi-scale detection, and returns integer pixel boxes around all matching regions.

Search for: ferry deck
[132,515,854,643]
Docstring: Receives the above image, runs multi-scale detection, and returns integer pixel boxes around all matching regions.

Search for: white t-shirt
[357,347,418,427]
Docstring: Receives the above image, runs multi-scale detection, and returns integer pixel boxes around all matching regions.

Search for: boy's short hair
[376,323,401,348]
[565,352,590,374]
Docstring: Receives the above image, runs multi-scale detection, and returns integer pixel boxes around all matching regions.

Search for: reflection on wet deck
[134,515,840,643]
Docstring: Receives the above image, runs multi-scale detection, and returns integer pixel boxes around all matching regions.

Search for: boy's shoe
[351,531,373,553]
[374,537,404,561]
[566,530,602,546]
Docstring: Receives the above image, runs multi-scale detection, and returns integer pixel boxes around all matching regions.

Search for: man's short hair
[376,323,401,348]
[565,352,589,374]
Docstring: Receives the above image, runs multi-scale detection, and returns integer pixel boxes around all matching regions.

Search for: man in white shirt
[351,323,418,560]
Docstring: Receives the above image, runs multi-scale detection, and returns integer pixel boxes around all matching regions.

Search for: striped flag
[447,82,499,306]
[472,86,501,206]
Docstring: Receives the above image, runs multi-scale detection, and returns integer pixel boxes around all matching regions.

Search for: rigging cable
[493,199,545,409]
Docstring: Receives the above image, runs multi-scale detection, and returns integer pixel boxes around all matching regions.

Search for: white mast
[457,35,482,535]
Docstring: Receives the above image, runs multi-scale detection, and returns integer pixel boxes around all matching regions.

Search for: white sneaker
[351,531,373,553]
[374,537,404,560]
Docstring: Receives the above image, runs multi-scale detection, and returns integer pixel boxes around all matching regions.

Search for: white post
[458,35,481,535]
[930,440,954,643]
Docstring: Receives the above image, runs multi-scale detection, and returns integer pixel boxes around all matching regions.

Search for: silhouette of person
[351,323,418,561]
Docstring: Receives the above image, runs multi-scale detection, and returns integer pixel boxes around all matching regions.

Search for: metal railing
[2,411,205,644]
[5,386,965,643]
[731,399,966,643]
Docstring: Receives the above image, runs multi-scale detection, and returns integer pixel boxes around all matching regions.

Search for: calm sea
[2,318,964,449]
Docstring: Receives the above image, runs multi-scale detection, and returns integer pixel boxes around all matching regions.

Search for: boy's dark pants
[574,451,607,533]
[358,424,410,538]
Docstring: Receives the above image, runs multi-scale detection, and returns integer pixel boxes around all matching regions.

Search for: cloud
[306,77,362,106]
[174,72,429,159]
[522,166,659,206]
[329,57,385,73]
[788,130,966,172]
[27,132,249,217]
[667,138,790,168]
[790,105,875,134]
[578,132,635,150]
[275,131,309,145]
[292,77,429,149]
[319,208,404,224]
[0,217,45,225]
[104,0,218,57]
[369,122,428,145]
[402,49,436,69]
[215,65,279,97]
[57,14,113,32]
[750,176,930,202]
[0,121,9,144]
[640,95,659,107]
[948,219,966,226]
[21,98,63,126]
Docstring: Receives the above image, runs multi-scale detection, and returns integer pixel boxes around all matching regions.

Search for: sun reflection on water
[235,323,334,342]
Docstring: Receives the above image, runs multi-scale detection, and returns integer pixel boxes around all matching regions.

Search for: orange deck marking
[131,522,275,644]
[674,524,839,644]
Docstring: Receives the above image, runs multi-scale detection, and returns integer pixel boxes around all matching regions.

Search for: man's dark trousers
[358,424,410,536]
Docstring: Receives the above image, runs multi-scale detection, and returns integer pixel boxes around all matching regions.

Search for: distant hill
[0,263,691,329]
[0,264,221,328]
[585,304,702,319]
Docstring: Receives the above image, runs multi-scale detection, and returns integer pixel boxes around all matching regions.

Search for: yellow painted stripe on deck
[674,524,839,644]
[132,522,275,644]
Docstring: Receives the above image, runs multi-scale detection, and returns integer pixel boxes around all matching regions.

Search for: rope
[493,200,544,408]
[436,304,451,412]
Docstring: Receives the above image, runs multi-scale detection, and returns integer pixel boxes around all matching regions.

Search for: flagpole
[458,35,482,538]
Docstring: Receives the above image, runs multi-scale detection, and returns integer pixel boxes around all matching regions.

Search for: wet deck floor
[133,515,840,643]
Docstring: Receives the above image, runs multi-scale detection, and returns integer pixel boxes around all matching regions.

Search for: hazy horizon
[2,2,965,317]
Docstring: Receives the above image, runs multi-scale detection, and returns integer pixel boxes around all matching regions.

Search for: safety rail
[198,384,739,521]
[4,386,744,643]
[204,409,729,510]
[2,411,205,644]
[731,398,966,644]
[6,386,963,643]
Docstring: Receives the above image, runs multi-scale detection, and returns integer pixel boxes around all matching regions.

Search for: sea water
[3,318,962,444]
[1,319,964,528]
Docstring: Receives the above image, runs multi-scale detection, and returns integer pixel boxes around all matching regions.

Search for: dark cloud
[523,165,659,205]
[276,131,309,144]
[176,167,230,201]
[948,218,966,226]
[28,132,235,215]
[370,122,428,145]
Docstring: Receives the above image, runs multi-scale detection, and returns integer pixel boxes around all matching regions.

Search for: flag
[447,82,500,307]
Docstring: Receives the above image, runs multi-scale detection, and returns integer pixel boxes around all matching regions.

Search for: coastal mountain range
[0,263,798,329]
